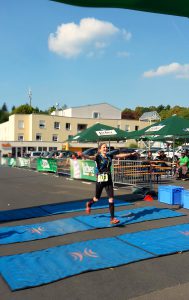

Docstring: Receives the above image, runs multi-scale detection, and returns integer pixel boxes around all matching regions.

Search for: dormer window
[93,112,100,119]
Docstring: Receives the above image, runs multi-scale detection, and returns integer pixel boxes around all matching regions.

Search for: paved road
[0,166,189,300]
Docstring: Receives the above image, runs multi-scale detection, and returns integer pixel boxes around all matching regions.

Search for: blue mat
[75,206,185,229]
[0,207,184,245]
[0,237,154,291]
[119,223,189,255]
[0,198,130,223]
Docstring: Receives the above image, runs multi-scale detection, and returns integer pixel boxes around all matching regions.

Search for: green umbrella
[68,123,127,142]
[51,0,189,18]
[125,115,189,140]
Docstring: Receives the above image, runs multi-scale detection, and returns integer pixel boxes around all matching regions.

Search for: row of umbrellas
[68,115,189,143]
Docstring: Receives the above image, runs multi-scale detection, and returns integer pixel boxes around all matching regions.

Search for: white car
[29,151,42,157]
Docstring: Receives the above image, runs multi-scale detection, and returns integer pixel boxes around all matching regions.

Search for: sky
[1,0,189,112]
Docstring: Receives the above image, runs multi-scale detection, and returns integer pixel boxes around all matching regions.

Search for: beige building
[0,103,150,156]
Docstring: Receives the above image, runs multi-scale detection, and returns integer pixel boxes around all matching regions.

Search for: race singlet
[97,173,108,183]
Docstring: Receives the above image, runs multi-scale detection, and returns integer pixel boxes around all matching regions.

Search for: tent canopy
[52,0,189,18]
[126,115,189,141]
[68,123,127,143]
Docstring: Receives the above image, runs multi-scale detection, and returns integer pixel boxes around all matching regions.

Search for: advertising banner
[37,158,57,173]
[16,158,30,168]
[70,159,96,181]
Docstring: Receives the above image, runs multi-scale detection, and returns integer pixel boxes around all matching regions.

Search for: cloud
[117,51,130,58]
[121,29,132,41]
[143,62,189,79]
[48,18,119,58]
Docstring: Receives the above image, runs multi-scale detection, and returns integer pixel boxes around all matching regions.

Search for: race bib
[97,173,108,182]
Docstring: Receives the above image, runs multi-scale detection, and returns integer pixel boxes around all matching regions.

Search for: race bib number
[97,173,108,182]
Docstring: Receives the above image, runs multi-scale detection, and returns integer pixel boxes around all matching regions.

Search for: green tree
[48,106,56,114]
[2,102,8,112]
[13,104,34,114]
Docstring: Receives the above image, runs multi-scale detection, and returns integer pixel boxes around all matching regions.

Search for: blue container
[182,190,189,209]
[158,185,184,205]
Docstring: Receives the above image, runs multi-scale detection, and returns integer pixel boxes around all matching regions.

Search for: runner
[83,143,136,224]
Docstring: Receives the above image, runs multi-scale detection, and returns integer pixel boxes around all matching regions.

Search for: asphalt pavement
[1,166,189,300]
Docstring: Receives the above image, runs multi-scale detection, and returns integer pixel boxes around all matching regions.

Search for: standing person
[146,151,153,161]
[84,143,136,224]
[176,150,189,180]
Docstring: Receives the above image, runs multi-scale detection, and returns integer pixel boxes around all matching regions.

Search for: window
[135,125,139,131]
[54,122,60,129]
[18,135,24,141]
[18,120,24,129]
[36,133,42,141]
[52,134,58,142]
[49,147,57,151]
[77,124,87,132]
[125,125,130,132]
[93,112,100,119]
[39,120,45,129]
[66,123,71,130]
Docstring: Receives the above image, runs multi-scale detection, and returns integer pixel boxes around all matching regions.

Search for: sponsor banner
[8,158,16,167]
[183,128,189,132]
[145,125,165,132]
[96,129,117,136]
[70,159,96,181]
[16,158,30,168]
[37,158,57,173]
[1,157,9,166]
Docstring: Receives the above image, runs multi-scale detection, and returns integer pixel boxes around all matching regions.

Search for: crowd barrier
[112,159,173,190]
[0,157,174,190]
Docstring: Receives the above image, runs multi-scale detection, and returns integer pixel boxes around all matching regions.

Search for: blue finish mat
[119,223,189,255]
[75,206,184,229]
[0,207,184,245]
[0,237,154,291]
[0,198,130,223]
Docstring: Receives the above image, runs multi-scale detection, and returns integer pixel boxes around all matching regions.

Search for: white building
[51,103,122,120]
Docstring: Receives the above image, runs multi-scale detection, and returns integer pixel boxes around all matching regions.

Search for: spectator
[146,151,153,161]
[156,150,167,161]
[176,151,189,181]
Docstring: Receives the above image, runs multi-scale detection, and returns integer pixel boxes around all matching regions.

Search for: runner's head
[98,143,108,155]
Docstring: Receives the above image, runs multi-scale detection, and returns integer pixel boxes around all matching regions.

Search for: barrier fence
[112,159,173,190]
[0,157,174,190]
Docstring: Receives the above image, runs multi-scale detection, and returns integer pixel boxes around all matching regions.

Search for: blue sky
[1,0,189,111]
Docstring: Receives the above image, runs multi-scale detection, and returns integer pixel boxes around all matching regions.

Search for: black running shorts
[95,180,114,199]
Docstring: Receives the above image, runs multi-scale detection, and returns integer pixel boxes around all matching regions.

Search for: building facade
[0,103,150,156]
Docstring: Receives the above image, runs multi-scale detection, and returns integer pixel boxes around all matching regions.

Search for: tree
[0,109,9,123]
[2,102,8,112]
[48,106,56,114]
[122,108,136,119]
[12,104,34,114]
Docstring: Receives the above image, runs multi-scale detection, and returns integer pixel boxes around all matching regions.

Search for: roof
[139,111,161,122]
[63,102,121,112]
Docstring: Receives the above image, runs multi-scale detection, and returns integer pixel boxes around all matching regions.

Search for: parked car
[29,151,42,157]
[47,150,76,159]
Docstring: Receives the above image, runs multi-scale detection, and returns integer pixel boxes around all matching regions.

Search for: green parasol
[51,0,189,18]
[125,115,189,141]
[68,122,127,142]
